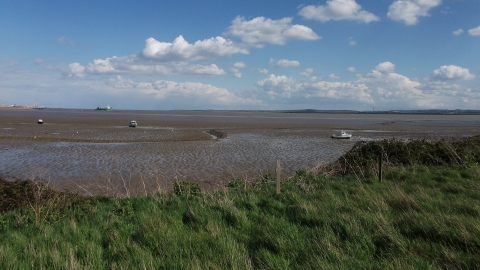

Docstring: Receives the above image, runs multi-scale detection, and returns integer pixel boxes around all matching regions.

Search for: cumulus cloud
[141,36,248,62]
[298,0,380,23]
[387,0,442,25]
[276,59,300,68]
[359,68,423,106]
[233,62,246,69]
[365,62,396,78]
[106,76,260,106]
[255,74,300,98]
[329,74,341,79]
[452,29,463,36]
[375,62,395,73]
[65,29,318,78]
[64,35,247,77]
[179,64,226,76]
[225,16,320,47]
[65,63,86,78]
[256,68,269,74]
[347,66,356,72]
[254,61,479,109]
[256,74,373,102]
[468,26,480,36]
[429,65,475,81]
[231,62,246,78]
[64,55,226,77]
[299,68,314,76]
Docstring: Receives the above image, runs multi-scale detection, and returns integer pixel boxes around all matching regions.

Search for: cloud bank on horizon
[1,0,479,110]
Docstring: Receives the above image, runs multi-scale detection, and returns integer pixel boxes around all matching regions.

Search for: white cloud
[329,74,341,79]
[179,64,226,76]
[233,62,246,69]
[429,65,475,81]
[65,63,86,78]
[4,60,480,110]
[255,62,480,110]
[387,0,442,25]
[65,35,254,78]
[64,55,226,77]
[375,62,395,73]
[298,0,380,23]
[255,74,300,98]
[360,70,423,104]
[141,36,248,62]
[348,37,357,45]
[257,68,269,74]
[256,74,373,102]
[34,59,44,65]
[57,36,73,45]
[452,29,463,36]
[106,76,261,106]
[347,66,356,72]
[299,68,314,76]
[276,59,300,68]
[468,26,480,36]
[253,61,480,109]
[225,16,320,47]
[231,62,246,78]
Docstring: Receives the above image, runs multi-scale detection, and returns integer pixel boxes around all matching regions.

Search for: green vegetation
[1,137,480,269]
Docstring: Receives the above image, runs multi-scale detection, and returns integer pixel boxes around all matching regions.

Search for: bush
[327,136,480,176]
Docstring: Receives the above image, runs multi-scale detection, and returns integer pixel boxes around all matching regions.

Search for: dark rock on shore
[207,129,226,139]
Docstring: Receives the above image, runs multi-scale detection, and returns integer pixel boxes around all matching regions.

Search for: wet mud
[1,109,479,195]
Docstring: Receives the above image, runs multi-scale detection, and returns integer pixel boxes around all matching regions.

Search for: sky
[1,0,479,111]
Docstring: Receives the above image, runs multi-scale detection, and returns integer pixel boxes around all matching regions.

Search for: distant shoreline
[0,105,44,110]
[2,106,480,115]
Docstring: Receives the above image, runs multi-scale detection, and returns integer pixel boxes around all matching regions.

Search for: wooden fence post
[276,160,281,194]
[378,153,383,182]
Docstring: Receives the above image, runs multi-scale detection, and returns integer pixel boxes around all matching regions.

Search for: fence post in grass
[378,153,383,182]
[276,160,281,194]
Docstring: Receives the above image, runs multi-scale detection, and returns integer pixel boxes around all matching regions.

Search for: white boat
[128,120,137,127]
[332,130,352,139]
[37,119,43,124]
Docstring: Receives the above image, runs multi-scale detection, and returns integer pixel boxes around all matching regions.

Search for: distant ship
[96,105,112,111]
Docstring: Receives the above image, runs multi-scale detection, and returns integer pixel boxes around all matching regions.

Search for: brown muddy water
[1,109,479,195]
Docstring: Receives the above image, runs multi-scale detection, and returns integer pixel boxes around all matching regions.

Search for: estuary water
[1,109,479,194]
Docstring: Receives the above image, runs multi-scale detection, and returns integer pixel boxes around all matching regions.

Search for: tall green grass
[1,137,480,269]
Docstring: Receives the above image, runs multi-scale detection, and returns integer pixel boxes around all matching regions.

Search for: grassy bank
[1,137,480,269]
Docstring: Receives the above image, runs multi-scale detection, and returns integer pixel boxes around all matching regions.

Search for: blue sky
[1,0,479,110]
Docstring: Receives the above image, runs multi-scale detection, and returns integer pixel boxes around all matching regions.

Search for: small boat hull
[331,135,351,139]
[37,119,43,124]
[332,131,352,139]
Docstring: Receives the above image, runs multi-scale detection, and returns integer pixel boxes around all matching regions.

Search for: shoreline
[1,109,479,194]
[3,106,480,115]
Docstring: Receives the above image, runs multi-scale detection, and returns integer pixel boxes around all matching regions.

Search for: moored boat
[332,130,352,139]
[128,120,137,127]
[37,119,43,124]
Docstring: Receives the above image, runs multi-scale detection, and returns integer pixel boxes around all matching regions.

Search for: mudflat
[1,108,479,195]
